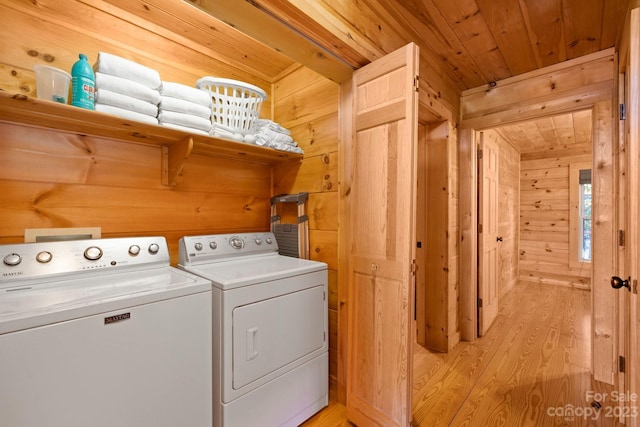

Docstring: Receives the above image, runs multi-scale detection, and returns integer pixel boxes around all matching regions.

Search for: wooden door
[346,43,419,427]
[478,132,500,336]
[625,7,639,426]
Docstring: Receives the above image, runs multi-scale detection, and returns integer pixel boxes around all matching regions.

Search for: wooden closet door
[346,43,419,427]
[478,132,500,336]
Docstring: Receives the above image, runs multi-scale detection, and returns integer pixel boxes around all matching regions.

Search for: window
[569,162,592,267]
[578,169,591,261]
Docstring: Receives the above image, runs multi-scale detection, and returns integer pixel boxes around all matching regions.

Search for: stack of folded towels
[253,119,303,154]
[94,52,161,125]
[158,82,212,135]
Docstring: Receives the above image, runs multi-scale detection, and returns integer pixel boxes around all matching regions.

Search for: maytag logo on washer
[104,312,131,325]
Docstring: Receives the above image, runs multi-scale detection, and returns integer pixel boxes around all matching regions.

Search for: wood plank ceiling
[495,110,592,156]
[222,0,629,91]
[380,0,630,89]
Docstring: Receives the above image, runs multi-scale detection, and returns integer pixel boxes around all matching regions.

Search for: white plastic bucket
[33,65,71,103]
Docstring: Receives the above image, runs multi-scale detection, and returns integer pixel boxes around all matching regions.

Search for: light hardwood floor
[303,282,622,426]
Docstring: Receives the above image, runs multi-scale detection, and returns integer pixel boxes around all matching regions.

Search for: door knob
[496,236,503,242]
[611,276,631,292]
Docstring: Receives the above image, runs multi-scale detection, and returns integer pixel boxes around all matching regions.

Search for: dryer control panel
[178,232,279,265]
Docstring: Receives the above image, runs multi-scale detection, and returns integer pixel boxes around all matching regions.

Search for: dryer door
[232,285,325,389]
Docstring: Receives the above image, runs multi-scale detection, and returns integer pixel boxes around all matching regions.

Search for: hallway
[303,282,618,426]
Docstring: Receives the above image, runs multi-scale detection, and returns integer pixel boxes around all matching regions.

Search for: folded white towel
[94,52,161,90]
[96,89,158,117]
[158,110,212,133]
[96,103,159,125]
[254,119,291,135]
[160,122,209,136]
[160,96,211,120]
[210,126,244,141]
[257,127,294,144]
[95,73,160,105]
[255,134,303,154]
[160,81,211,107]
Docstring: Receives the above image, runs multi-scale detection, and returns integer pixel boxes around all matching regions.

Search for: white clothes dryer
[178,232,328,427]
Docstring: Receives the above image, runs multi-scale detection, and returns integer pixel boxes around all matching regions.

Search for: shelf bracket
[162,136,193,186]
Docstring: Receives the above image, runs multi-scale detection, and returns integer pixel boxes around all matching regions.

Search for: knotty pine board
[423,122,451,352]
[419,120,460,352]
[0,178,270,236]
[286,112,339,159]
[272,79,340,130]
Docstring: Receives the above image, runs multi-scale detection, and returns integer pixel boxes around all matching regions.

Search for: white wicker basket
[196,77,267,135]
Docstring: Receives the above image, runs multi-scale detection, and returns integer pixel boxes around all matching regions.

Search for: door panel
[346,43,419,427]
[627,7,640,426]
[232,286,325,389]
[478,132,500,336]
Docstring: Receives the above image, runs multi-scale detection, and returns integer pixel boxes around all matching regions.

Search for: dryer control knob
[36,251,52,263]
[148,243,160,254]
[195,243,203,251]
[3,253,22,266]
[229,237,244,250]
[209,242,217,250]
[255,238,262,245]
[128,245,140,256]
[266,237,273,245]
[84,246,103,261]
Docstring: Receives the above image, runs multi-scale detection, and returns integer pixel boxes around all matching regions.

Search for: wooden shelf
[0,91,302,185]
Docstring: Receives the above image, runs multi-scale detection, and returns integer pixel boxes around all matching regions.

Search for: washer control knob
[209,242,217,250]
[3,253,22,266]
[128,245,141,256]
[255,238,262,245]
[229,237,244,250]
[195,243,203,251]
[266,237,273,245]
[148,243,160,254]
[36,251,52,263]
[84,246,103,261]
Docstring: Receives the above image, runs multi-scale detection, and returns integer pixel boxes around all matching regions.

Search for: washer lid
[0,267,210,335]
[181,254,327,290]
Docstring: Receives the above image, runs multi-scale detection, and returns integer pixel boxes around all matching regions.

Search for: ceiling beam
[197,0,354,83]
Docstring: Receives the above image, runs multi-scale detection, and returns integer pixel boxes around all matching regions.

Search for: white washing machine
[0,236,212,427]
[178,232,328,427]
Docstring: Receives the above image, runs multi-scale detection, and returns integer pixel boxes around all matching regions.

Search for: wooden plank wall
[0,1,286,259]
[485,130,520,297]
[519,151,592,288]
[271,65,341,390]
[0,123,272,256]
[447,122,460,348]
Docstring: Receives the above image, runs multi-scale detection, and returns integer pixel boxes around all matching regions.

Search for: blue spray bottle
[71,53,95,110]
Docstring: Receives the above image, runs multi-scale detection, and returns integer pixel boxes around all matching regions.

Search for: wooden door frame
[458,49,617,387]
[619,5,640,425]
